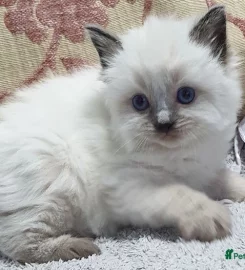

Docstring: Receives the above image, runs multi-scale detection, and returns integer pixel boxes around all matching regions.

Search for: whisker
[113,133,143,155]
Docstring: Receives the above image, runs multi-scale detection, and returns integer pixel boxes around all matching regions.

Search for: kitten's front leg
[105,178,231,241]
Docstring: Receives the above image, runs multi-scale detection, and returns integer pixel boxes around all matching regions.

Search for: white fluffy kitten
[0,6,244,263]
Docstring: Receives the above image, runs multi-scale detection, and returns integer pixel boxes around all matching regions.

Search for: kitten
[0,6,244,263]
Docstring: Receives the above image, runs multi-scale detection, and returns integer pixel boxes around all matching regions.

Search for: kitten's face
[88,6,242,152]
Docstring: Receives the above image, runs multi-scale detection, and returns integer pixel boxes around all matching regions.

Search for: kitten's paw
[224,171,245,202]
[55,237,101,261]
[16,236,100,263]
[178,200,231,242]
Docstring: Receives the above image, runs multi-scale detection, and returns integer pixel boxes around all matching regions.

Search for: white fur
[0,14,243,263]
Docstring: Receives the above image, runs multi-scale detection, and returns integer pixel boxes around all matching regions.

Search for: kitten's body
[0,6,245,263]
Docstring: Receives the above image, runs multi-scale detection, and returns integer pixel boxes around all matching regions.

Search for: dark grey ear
[189,6,227,63]
[86,25,122,68]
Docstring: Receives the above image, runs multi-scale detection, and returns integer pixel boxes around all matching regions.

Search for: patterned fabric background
[0,0,245,118]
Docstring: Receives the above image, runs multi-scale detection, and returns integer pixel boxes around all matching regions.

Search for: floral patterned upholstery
[0,0,245,118]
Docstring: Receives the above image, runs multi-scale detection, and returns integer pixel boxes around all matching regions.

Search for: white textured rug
[1,151,245,270]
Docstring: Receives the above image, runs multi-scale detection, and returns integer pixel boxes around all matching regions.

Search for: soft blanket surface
[1,151,245,270]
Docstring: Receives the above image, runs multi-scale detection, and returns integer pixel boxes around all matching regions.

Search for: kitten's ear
[86,25,123,69]
[190,5,227,63]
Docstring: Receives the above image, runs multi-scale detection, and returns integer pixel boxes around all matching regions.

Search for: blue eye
[177,87,195,104]
[132,94,149,111]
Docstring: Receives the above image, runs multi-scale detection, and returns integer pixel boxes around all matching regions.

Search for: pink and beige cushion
[0,0,245,117]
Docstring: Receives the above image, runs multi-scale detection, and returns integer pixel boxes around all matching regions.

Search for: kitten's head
[87,6,242,152]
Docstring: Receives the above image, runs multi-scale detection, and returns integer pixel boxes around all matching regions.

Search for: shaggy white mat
[1,152,245,270]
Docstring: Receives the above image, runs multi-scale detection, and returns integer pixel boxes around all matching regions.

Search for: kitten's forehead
[120,16,196,68]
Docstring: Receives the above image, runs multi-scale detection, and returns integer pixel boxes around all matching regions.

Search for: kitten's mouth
[159,132,180,141]
[158,127,182,139]
[155,128,189,145]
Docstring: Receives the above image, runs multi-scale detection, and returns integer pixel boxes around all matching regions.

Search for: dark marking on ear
[86,25,123,69]
[189,6,227,64]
